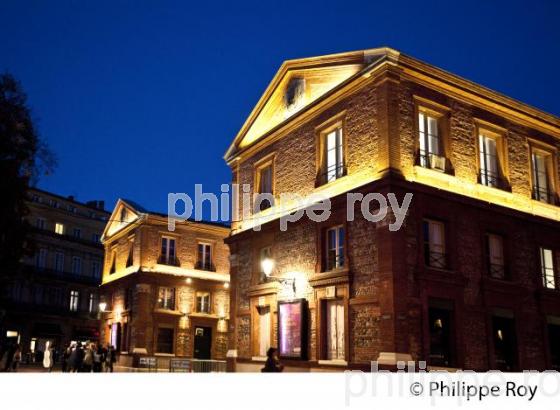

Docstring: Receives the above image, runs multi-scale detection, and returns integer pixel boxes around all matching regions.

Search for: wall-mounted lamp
[98,302,108,312]
[186,277,192,285]
[260,258,295,293]
[224,282,230,289]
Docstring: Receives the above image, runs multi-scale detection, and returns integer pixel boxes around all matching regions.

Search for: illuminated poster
[278,299,307,359]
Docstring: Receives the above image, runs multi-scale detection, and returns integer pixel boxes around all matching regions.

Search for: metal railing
[195,261,216,272]
[533,187,556,205]
[489,263,506,280]
[157,255,180,266]
[479,170,508,190]
[424,250,447,269]
[318,164,345,185]
[325,253,345,271]
[190,359,227,373]
[418,150,446,172]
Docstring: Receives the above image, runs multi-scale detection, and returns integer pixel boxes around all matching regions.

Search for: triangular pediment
[225,48,396,160]
[101,199,144,241]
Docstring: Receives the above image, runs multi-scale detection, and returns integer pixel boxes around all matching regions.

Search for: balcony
[157,255,180,267]
[317,164,346,186]
[195,260,216,272]
[533,187,557,206]
[479,170,510,191]
[418,150,447,173]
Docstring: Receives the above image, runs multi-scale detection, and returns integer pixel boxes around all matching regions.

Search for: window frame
[157,286,176,310]
[540,247,557,290]
[71,256,82,275]
[156,326,175,354]
[55,223,65,235]
[474,120,509,190]
[69,290,80,312]
[423,218,447,269]
[485,233,507,280]
[196,291,211,314]
[196,242,213,271]
[253,153,276,212]
[414,97,450,171]
[316,113,346,186]
[160,236,177,265]
[324,225,345,272]
[529,140,558,205]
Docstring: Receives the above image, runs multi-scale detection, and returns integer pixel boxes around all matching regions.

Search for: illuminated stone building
[98,199,230,369]
[224,47,560,371]
[0,187,108,358]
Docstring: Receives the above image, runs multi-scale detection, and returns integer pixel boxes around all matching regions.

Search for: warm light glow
[98,302,107,312]
[186,277,192,284]
[261,258,275,277]
[224,282,230,289]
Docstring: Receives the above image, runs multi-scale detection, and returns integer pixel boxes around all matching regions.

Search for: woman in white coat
[43,341,55,372]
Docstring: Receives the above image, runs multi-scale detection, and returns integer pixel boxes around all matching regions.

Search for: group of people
[59,342,117,372]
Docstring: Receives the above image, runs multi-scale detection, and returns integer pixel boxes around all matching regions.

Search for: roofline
[224,47,560,163]
[28,186,110,214]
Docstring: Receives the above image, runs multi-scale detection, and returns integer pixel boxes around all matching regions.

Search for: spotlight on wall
[261,258,275,277]
[186,277,192,285]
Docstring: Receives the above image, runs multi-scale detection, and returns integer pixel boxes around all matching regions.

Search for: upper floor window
[160,237,177,265]
[120,207,127,222]
[478,129,505,189]
[418,111,445,170]
[32,194,41,203]
[54,251,65,272]
[325,225,345,271]
[109,251,116,274]
[55,223,65,235]
[486,234,505,279]
[196,291,211,314]
[69,290,79,312]
[423,219,446,269]
[531,149,555,204]
[36,218,46,230]
[196,243,213,271]
[321,127,344,184]
[540,247,557,290]
[91,259,101,278]
[36,248,47,269]
[255,157,274,211]
[92,233,101,243]
[88,293,96,313]
[157,287,175,310]
[126,241,134,267]
[73,228,81,239]
[71,256,82,275]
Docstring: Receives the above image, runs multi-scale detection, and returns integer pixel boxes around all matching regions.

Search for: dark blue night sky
[1,0,559,216]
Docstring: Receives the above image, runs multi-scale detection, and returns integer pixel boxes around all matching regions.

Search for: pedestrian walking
[11,345,22,372]
[61,344,71,372]
[93,344,103,373]
[261,347,283,372]
[43,341,55,372]
[104,345,116,372]
[81,343,94,372]
[68,342,84,372]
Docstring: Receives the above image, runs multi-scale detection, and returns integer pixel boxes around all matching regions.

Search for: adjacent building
[0,187,108,360]
[224,47,560,371]
[98,199,230,369]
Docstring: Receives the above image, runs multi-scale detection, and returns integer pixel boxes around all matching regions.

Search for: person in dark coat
[68,342,84,372]
[261,347,283,372]
[61,345,71,372]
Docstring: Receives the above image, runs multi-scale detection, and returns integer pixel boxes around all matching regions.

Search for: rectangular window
[55,223,65,235]
[157,287,175,310]
[492,316,517,371]
[197,243,213,271]
[256,164,274,211]
[196,291,211,314]
[423,219,446,268]
[479,133,501,188]
[540,247,556,289]
[487,234,505,279]
[428,305,454,367]
[126,242,134,267]
[88,293,96,313]
[548,323,560,371]
[160,237,176,265]
[156,327,174,354]
[418,111,444,170]
[36,248,47,269]
[54,251,65,272]
[73,228,81,238]
[36,218,46,230]
[109,251,116,274]
[69,290,79,312]
[532,152,554,204]
[71,256,82,275]
[92,234,100,243]
[91,259,101,278]
[325,299,345,361]
[258,306,271,357]
[322,127,344,183]
[325,226,345,271]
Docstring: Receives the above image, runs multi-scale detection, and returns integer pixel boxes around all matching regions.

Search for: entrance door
[258,306,271,357]
[193,326,212,359]
[326,300,345,361]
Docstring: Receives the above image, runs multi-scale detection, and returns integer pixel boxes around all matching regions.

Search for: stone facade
[224,48,560,371]
[98,200,230,369]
